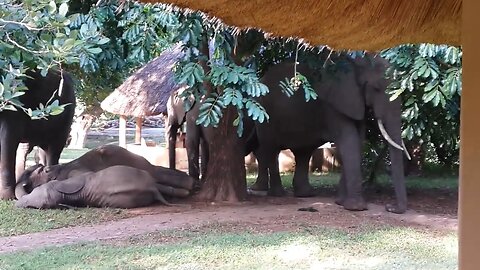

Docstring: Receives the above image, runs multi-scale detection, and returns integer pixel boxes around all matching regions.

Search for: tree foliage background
[0,0,462,174]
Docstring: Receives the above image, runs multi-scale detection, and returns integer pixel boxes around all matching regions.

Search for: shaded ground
[0,192,457,254]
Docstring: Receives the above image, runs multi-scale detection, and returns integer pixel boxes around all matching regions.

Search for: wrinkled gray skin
[166,91,209,182]
[15,145,195,199]
[0,70,75,200]
[251,54,407,214]
[15,165,171,209]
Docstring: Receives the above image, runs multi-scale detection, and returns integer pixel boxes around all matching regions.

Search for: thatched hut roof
[101,44,185,117]
[140,0,461,50]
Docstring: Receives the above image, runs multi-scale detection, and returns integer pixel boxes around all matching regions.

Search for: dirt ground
[0,189,458,254]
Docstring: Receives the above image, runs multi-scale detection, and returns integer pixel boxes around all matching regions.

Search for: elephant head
[15,164,61,199]
[15,181,64,209]
[314,53,408,213]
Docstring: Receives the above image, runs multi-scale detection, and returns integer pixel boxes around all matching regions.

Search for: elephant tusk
[377,119,403,151]
[402,140,412,160]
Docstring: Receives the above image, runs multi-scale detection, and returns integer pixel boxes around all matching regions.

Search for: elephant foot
[334,197,345,206]
[267,185,286,197]
[0,188,15,200]
[293,184,316,197]
[385,203,407,214]
[343,197,368,211]
[250,181,269,191]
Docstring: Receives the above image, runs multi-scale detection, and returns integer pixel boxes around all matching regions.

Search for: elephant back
[21,69,76,108]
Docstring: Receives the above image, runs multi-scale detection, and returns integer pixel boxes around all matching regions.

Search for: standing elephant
[251,54,409,213]
[166,90,210,182]
[0,70,75,200]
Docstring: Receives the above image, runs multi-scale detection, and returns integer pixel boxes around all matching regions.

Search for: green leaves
[209,64,256,87]
[176,62,205,87]
[414,57,439,79]
[382,44,461,161]
[242,82,269,98]
[279,72,317,102]
[244,98,269,123]
[222,88,243,107]
[196,93,224,127]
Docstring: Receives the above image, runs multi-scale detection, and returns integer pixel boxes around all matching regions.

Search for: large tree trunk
[68,114,95,149]
[196,106,247,202]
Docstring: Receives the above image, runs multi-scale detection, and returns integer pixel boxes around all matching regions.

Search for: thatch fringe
[138,0,461,50]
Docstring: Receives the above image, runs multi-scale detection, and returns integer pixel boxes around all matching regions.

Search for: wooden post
[135,117,143,145]
[459,2,480,269]
[119,115,127,148]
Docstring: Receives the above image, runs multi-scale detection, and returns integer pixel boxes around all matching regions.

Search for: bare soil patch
[0,190,457,254]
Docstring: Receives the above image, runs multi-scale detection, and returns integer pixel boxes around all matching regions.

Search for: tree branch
[5,33,49,54]
[0,19,44,31]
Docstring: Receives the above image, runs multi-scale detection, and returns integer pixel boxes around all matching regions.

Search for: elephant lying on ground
[251,54,409,213]
[15,144,195,199]
[15,165,172,209]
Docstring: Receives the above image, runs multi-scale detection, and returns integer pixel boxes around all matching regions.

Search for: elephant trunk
[380,113,407,214]
[14,182,29,199]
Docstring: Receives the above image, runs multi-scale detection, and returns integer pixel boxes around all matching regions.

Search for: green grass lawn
[0,224,458,270]
[0,201,128,237]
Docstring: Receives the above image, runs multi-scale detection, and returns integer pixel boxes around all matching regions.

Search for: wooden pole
[135,117,143,145]
[459,1,480,268]
[119,115,127,148]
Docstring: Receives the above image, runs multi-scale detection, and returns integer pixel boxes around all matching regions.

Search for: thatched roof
[140,0,461,50]
[101,44,186,117]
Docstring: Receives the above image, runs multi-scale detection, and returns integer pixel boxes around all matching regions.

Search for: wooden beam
[119,115,127,148]
[135,117,143,145]
[459,1,480,268]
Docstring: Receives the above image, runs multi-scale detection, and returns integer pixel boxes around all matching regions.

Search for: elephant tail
[155,191,172,206]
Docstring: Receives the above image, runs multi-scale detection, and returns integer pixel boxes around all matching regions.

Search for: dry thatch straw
[139,0,461,50]
[101,44,186,117]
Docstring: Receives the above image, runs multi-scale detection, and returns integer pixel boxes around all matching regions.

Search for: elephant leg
[335,172,348,206]
[250,149,269,191]
[336,125,367,211]
[267,151,285,196]
[44,142,64,166]
[15,143,32,182]
[0,134,20,200]
[152,167,195,190]
[185,127,201,181]
[166,120,180,170]
[291,148,316,197]
[35,147,47,165]
[155,183,190,197]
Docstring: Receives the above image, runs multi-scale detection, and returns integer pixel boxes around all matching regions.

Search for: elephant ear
[167,87,194,126]
[314,61,365,121]
[53,178,85,195]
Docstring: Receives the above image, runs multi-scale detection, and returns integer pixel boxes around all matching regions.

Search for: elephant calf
[15,166,175,209]
[15,144,195,199]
